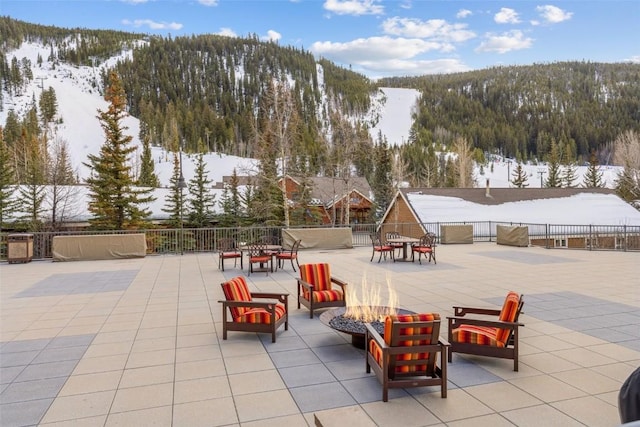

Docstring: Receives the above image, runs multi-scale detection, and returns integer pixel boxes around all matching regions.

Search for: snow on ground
[368,88,420,146]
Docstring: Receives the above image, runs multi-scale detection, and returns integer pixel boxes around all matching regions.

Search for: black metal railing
[1,221,638,261]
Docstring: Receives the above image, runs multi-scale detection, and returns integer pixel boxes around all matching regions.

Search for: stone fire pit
[319,306,414,349]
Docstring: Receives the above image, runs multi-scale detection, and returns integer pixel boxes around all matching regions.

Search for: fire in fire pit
[320,277,412,348]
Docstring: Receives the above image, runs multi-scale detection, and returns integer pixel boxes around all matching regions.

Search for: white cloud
[365,58,470,76]
[121,19,183,31]
[217,28,237,37]
[627,55,640,64]
[323,0,384,16]
[121,0,149,4]
[311,36,447,63]
[311,36,471,77]
[456,9,472,19]
[262,30,282,42]
[476,30,533,54]
[382,17,476,43]
[536,5,573,23]
[494,7,521,24]
[198,0,219,6]
[399,0,412,10]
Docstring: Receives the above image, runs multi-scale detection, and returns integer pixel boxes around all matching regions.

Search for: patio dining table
[238,244,282,272]
[386,236,420,262]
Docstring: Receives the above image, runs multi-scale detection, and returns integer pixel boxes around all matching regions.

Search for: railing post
[546,224,550,249]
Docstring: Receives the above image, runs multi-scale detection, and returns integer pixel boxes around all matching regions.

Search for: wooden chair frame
[297,265,348,318]
[219,289,289,343]
[365,319,449,402]
[447,296,524,371]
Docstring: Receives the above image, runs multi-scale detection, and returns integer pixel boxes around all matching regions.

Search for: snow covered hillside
[1,41,622,189]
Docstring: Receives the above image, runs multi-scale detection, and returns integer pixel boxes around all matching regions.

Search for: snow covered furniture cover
[365,313,449,402]
[447,291,524,371]
[297,263,347,318]
[219,276,288,343]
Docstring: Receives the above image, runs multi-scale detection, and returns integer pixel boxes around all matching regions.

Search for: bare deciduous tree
[453,136,475,188]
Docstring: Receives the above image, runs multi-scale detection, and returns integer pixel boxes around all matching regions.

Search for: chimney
[485,178,492,198]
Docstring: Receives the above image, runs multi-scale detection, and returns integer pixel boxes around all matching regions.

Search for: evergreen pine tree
[161,151,184,229]
[582,151,605,188]
[561,150,578,188]
[187,150,216,228]
[219,168,244,227]
[84,71,154,230]
[0,129,19,228]
[545,140,562,188]
[137,135,159,187]
[371,140,394,219]
[510,162,529,188]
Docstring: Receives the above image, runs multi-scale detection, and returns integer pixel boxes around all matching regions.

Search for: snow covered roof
[400,188,640,226]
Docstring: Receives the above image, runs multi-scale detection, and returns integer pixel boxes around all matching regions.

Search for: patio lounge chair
[366,313,449,402]
[447,291,524,371]
[219,276,288,343]
[297,263,347,318]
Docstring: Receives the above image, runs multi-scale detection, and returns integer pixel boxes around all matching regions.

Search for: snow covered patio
[1,244,638,426]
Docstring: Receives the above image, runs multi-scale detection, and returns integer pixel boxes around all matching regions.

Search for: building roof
[287,176,373,206]
[399,187,615,205]
[394,187,640,226]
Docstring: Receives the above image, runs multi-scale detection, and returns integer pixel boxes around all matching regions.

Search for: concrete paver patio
[1,243,638,426]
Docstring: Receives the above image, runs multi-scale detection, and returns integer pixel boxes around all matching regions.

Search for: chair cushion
[277,253,296,260]
[383,313,439,346]
[496,291,521,344]
[250,255,271,263]
[369,313,439,374]
[221,276,252,319]
[307,289,344,303]
[412,247,432,254]
[221,251,241,259]
[451,325,502,347]
[300,263,332,292]
[235,304,286,324]
[374,245,393,251]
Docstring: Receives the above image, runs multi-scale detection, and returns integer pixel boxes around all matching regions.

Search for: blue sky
[3,0,639,79]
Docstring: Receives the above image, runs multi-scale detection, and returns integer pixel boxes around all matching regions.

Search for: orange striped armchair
[297,263,347,318]
[219,276,288,343]
[366,313,449,402]
[447,291,524,371]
